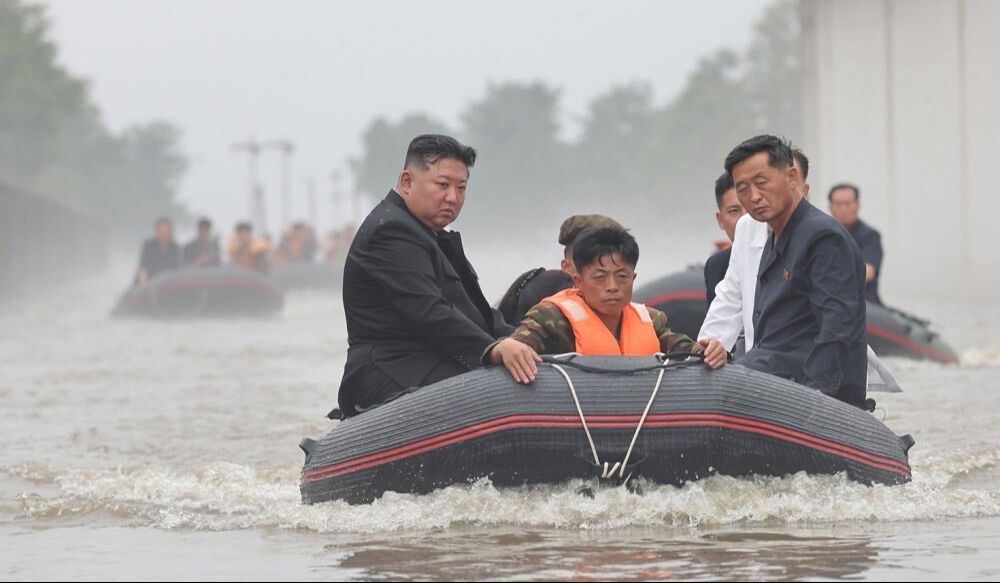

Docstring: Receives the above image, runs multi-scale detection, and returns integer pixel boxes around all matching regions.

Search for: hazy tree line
[0,0,187,239]
[354,0,802,239]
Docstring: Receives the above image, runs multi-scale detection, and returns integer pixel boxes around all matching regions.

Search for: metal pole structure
[307,177,318,231]
[262,140,295,232]
[330,170,343,228]
[231,139,261,226]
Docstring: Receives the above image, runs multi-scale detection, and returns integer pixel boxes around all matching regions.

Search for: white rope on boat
[550,363,601,467]
[550,361,668,481]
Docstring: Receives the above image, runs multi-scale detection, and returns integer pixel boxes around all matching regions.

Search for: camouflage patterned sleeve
[480,301,577,364]
[648,307,702,355]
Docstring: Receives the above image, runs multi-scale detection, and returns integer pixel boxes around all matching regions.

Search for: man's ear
[572,272,582,288]
[398,170,413,195]
[787,165,800,192]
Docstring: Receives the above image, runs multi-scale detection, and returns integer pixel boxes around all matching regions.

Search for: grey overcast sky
[41,0,771,235]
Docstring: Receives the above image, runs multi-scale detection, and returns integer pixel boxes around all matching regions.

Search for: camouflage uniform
[483,299,703,359]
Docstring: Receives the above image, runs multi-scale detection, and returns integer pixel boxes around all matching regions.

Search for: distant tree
[458,81,567,230]
[355,113,451,199]
[744,0,803,139]
[0,0,189,234]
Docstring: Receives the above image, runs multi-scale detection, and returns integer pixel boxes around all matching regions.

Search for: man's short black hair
[714,171,735,208]
[403,134,477,171]
[828,183,860,202]
[197,217,212,230]
[724,134,794,181]
[572,226,640,274]
[792,148,810,181]
[235,221,252,232]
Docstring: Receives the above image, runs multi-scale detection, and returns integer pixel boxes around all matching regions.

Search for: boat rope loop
[550,362,668,481]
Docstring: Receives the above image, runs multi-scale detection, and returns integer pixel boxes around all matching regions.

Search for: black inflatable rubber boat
[633,268,958,364]
[300,356,914,505]
[113,266,284,317]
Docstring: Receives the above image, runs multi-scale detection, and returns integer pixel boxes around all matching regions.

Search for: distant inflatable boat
[300,355,914,505]
[633,268,959,364]
[270,262,342,291]
[113,266,284,318]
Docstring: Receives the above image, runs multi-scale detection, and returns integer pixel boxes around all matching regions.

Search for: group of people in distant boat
[132,217,351,286]
[331,133,888,420]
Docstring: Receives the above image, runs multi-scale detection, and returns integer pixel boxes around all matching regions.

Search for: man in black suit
[829,183,885,306]
[726,135,867,408]
[703,172,745,306]
[335,134,513,418]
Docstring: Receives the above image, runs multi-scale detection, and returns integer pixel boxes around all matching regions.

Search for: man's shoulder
[706,247,731,269]
[524,300,568,323]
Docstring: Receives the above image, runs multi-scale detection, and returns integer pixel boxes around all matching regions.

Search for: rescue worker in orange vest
[485,225,728,383]
[228,221,271,273]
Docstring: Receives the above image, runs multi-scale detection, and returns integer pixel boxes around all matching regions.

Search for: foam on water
[8,439,1000,534]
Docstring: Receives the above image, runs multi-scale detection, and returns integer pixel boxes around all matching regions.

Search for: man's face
[399,158,468,232]
[829,188,860,228]
[236,227,252,245]
[197,225,211,240]
[715,188,745,242]
[732,152,799,224]
[155,221,173,242]
[572,253,636,321]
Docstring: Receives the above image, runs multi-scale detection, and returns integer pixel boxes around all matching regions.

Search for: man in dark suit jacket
[829,183,885,306]
[704,171,745,306]
[725,135,867,409]
[336,134,513,418]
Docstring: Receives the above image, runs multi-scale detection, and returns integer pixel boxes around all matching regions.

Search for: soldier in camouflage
[485,225,728,383]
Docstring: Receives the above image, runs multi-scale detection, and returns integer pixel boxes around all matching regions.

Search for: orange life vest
[544,288,660,356]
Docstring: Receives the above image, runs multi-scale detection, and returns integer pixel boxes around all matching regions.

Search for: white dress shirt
[698,214,900,393]
[699,213,767,350]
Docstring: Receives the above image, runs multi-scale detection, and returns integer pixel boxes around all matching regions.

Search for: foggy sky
[41,0,770,237]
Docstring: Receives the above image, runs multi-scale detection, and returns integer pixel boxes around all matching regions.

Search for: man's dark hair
[403,134,477,171]
[792,148,810,181]
[235,221,252,232]
[572,226,640,274]
[724,134,794,181]
[828,183,860,202]
[714,171,734,208]
[197,217,212,230]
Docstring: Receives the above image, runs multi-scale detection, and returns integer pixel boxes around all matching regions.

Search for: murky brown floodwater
[2,264,999,580]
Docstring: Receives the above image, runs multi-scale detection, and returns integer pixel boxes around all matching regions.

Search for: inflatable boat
[300,355,914,505]
[633,268,958,364]
[113,266,284,318]
[270,262,342,291]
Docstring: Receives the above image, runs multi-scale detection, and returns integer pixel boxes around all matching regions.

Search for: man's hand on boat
[488,337,728,384]
[699,338,728,369]
[488,338,543,384]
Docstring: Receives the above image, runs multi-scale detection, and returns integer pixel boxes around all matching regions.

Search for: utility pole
[330,170,344,227]
[231,140,263,230]
[261,140,295,232]
[306,176,318,231]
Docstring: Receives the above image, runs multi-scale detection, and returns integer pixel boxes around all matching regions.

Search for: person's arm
[484,302,573,383]
[802,235,867,394]
[698,233,745,351]
[651,308,725,369]
[862,231,883,283]
[358,222,498,369]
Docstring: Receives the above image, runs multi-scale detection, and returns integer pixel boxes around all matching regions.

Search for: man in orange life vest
[485,226,728,383]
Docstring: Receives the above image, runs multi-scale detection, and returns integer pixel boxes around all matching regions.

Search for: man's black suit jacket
[338,190,512,415]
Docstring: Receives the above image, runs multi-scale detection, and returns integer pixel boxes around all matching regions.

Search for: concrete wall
[802,0,1000,299]
[0,183,109,300]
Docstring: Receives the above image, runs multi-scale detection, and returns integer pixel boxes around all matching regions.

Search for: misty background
[2,0,997,300]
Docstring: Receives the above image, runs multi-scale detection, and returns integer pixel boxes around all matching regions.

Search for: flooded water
[2,265,1000,580]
